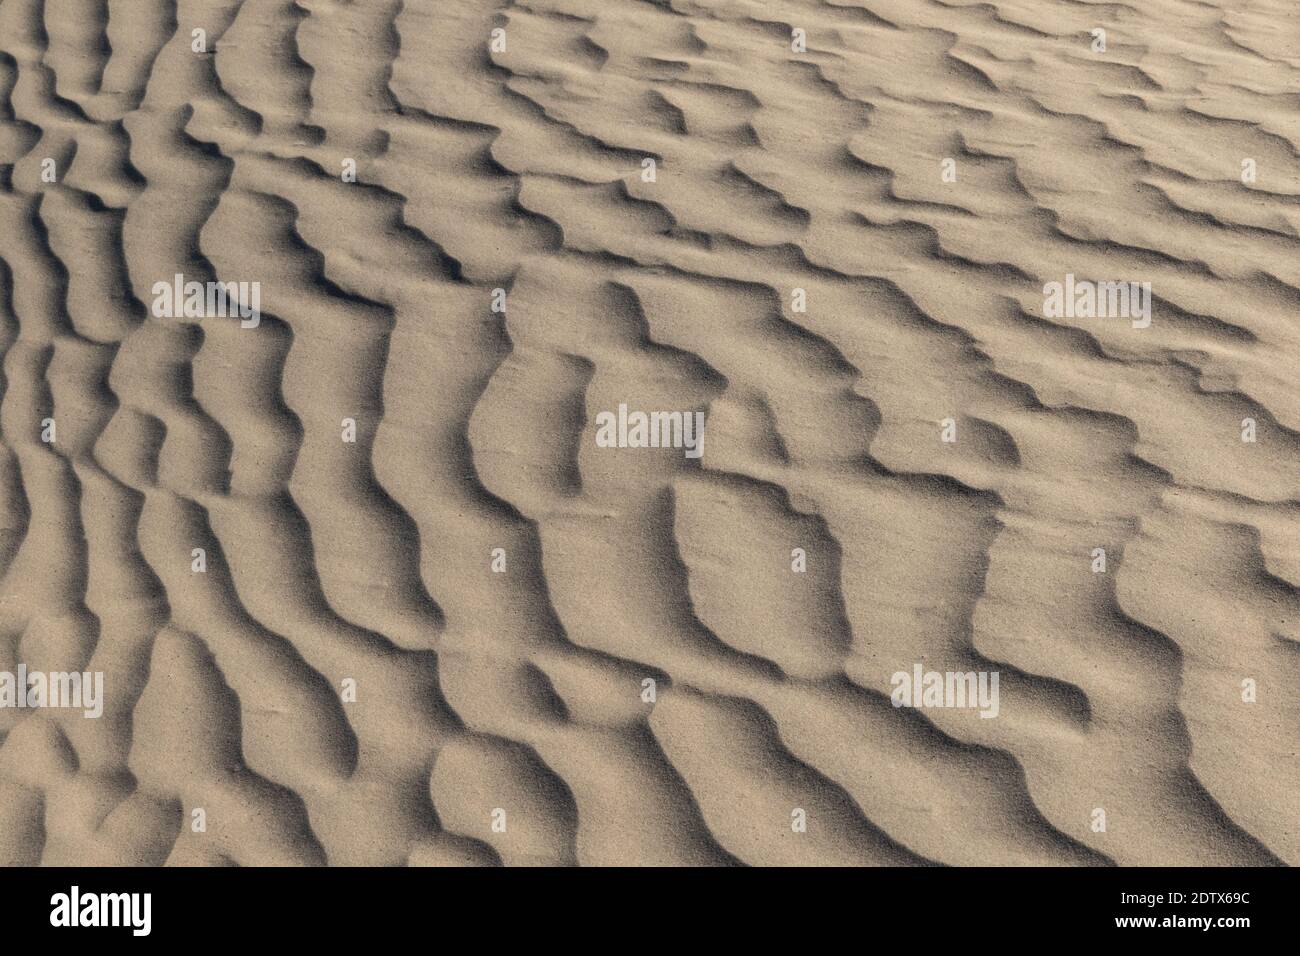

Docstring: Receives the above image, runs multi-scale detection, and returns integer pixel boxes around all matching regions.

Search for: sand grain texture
[0,0,1296,866]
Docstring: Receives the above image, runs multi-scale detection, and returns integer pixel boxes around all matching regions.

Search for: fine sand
[0,0,1297,866]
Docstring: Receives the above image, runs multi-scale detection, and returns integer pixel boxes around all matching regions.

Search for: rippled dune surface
[0,0,1296,866]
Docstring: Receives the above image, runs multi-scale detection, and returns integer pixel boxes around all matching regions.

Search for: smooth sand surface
[0,0,1296,866]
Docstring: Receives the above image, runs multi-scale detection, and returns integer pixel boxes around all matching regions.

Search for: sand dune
[0,0,1296,866]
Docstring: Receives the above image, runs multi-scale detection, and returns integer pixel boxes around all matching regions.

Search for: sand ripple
[0,0,1296,865]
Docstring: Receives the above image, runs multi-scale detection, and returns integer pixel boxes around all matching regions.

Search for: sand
[0,0,1296,867]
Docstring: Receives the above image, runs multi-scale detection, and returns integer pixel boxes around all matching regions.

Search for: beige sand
[0,0,1296,866]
